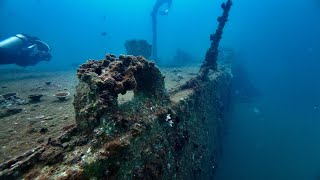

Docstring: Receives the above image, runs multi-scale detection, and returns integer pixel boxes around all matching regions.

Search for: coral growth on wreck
[75,54,168,132]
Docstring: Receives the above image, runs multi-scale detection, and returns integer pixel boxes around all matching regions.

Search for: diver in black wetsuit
[151,0,172,17]
[0,34,51,67]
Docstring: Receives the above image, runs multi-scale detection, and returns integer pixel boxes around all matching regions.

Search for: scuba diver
[0,34,51,66]
[151,0,172,17]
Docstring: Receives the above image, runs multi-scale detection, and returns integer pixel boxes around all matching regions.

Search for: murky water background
[216,82,320,179]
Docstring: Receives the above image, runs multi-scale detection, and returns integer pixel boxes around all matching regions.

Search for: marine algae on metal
[0,1,233,179]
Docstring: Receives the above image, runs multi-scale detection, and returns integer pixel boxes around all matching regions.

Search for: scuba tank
[0,34,28,50]
[0,34,29,65]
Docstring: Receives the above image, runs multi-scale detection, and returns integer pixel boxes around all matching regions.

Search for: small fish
[253,107,260,114]
[101,32,108,36]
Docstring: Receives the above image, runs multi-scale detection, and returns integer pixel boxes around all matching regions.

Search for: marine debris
[124,40,152,59]
[0,1,233,179]
[0,107,22,118]
[0,92,18,100]
[0,92,27,109]
[28,94,43,102]
[45,81,51,85]
[53,92,70,101]
[101,32,108,36]
[39,127,48,134]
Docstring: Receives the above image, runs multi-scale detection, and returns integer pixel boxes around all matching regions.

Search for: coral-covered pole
[200,0,232,76]
[175,0,232,92]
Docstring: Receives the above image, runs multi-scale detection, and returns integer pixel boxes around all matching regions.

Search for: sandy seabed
[0,66,199,163]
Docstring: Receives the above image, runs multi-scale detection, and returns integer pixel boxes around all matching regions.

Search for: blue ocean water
[215,1,320,179]
[1,0,320,179]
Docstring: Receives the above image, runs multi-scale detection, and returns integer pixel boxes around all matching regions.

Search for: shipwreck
[0,0,233,179]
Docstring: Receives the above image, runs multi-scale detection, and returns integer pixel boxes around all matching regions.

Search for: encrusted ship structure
[124,40,152,59]
[0,1,232,179]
